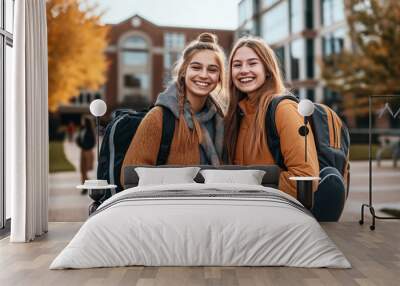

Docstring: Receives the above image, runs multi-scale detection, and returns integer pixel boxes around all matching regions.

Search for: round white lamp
[297,99,315,162]
[298,99,315,117]
[89,99,107,168]
[90,99,107,117]
[84,99,110,214]
[293,99,318,209]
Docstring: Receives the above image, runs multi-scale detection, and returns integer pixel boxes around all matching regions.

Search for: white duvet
[50,183,351,269]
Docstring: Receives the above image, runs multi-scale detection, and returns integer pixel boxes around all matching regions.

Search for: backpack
[265,95,350,221]
[76,127,96,150]
[97,107,175,198]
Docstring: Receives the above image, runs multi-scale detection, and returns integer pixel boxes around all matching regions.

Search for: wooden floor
[1,220,399,286]
[4,143,400,285]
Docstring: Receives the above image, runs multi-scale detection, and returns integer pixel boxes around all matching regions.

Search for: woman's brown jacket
[234,97,319,198]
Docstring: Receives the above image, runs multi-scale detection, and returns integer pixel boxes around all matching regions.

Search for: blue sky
[88,0,240,30]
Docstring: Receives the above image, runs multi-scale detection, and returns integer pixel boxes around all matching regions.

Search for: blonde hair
[171,32,227,145]
[224,36,286,163]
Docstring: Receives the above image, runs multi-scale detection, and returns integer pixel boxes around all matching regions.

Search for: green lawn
[49,141,76,173]
[349,144,393,161]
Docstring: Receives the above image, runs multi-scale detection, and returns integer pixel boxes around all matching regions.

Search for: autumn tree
[321,0,400,116]
[47,0,109,112]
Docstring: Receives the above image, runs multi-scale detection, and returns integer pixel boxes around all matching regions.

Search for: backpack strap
[265,95,299,171]
[156,107,175,165]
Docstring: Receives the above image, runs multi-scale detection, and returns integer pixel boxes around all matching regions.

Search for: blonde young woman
[224,36,319,198]
[121,33,226,181]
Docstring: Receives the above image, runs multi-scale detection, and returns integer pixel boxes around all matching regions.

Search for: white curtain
[7,0,49,242]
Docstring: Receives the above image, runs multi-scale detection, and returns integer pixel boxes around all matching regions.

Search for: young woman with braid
[121,33,227,183]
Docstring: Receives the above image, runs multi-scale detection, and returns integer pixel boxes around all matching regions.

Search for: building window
[322,28,346,58]
[85,93,91,103]
[122,51,148,67]
[71,88,104,106]
[78,93,84,104]
[163,33,185,84]
[321,0,345,27]
[322,28,345,112]
[273,46,286,80]
[290,38,313,80]
[163,33,185,68]
[4,0,14,33]
[305,0,313,29]
[2,0,15,229]
[124,74,141,88]
[290,39,305,81]
[122,36,147,49]
[238,19,256,36]
[306,38,314,78]
[120,34,151,106]
[261,1,289,44]
[239,0,254,26]
[323,87,341,112]
[290,0,303,34]
[163,52,180,71]
[121,35,149,67]
[124,73,149,89]
[306,88,315,101]
[164,33,185,51]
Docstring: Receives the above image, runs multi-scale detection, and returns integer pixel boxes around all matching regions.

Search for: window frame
[118,32,152,105]
[261,1,289,44]
[1,0,14,232]
[289,0,304,34]
[163,32,185,84]
[290,38,305,81]
[321,0,345,27]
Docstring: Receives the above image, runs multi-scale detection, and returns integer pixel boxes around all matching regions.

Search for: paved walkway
[48,140,94,221]
[49,141,400,222]
[342,160,400,221]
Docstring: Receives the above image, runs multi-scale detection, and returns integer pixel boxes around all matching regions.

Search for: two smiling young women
[122,33,318,198]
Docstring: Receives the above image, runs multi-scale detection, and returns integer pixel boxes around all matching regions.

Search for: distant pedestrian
[66,121,76,142]
[76,116,96,193]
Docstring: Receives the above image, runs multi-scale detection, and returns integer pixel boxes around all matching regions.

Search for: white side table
[289,176,320,210]
[77,180,117,215]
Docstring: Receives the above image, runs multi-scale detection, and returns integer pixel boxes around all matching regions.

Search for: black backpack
[76,128,96,150]
[97,107,175,197]
[265,95,350,221]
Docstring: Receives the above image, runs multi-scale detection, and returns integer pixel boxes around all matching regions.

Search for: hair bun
[198,32,218,44]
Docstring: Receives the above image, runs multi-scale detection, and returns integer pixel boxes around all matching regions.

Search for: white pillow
[200,169,266,185]
[135,167,201,186]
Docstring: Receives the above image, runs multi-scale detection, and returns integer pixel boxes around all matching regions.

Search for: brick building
[63,14,234,117]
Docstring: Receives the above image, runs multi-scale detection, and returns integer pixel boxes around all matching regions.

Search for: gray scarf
[155,84,224,166]
[183,99,224,165]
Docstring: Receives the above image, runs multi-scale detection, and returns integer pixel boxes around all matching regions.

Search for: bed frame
[123,165,281,189]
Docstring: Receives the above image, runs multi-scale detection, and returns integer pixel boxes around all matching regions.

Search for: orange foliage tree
[321,0,400,116]
[47,0,109,112]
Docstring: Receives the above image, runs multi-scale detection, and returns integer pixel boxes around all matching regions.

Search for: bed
[50,165,350,269]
